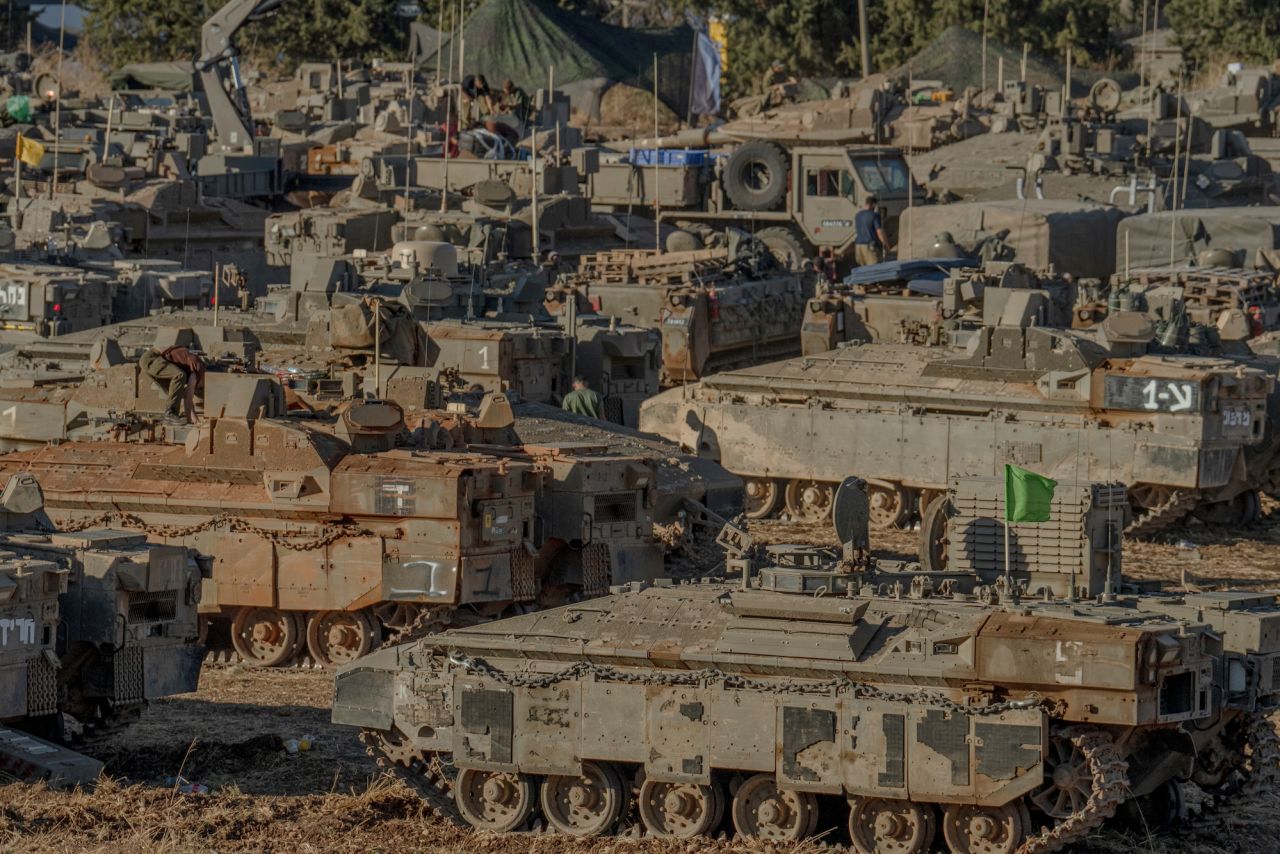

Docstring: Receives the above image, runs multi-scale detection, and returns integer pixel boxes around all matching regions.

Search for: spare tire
[723,140,789,211]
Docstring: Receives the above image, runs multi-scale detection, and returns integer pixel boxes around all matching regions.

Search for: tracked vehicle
[0,372,686,667]
[0,474,204,784]
[335,477,1280,850]
[641,287,1273,540]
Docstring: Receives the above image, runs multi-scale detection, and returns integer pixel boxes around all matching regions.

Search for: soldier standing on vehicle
[139,345,206,424]
[561,375,603,418]
[854,195,891,266]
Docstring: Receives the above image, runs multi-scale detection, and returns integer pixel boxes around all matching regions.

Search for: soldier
[139,344,206,424]
[499,79,530,125]
[461,73,495,125]
[561,375,603,418]
[854,196,891,267]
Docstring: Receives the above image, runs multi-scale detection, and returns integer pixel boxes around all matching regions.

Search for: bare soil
[5,510,1280,853]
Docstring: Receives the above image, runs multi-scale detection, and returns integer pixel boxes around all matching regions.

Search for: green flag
[1004,464,1057,523]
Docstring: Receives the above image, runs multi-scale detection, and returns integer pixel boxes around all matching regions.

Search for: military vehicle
[639,289,1272,540]
[1116,206,1280,271]
[0,259,214,348]
[1187,65,1280,137]
[335,476,1280,848]
[0,370,677,667]
[0,473,204,784]
[587,143,923,268]
[557,244,811,385]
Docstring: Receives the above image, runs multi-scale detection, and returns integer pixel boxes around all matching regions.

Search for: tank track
[358,730,462,825]
[1125,490,1198,538]
[1240,713,1280,796]
[1019,727,1129,854]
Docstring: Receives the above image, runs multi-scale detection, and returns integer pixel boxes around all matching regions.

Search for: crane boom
[195,0,286,152]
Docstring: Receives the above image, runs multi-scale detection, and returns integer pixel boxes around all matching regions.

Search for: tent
[1116,207,1280,270]
[900,200,1129,279]
[420,0,695,119]
[108,62,199,92]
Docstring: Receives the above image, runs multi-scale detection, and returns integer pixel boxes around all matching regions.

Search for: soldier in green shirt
[561,376,603,418]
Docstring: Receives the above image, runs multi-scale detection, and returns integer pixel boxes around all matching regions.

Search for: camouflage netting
[419,0,694,120]
[885,25,1137,96]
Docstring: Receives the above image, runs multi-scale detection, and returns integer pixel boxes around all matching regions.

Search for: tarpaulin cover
[109,62,199,92]
[900,200,1128,279]
[420,0,694,117]
[843,257,972,285]
[1116,207,1280,269]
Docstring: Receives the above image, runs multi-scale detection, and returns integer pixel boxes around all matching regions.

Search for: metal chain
[1018,727,1128,854]
[446,651,1044,717]
[56,510,395,551]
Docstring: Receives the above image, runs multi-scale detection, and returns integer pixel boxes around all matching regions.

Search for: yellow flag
[15,134,44,168]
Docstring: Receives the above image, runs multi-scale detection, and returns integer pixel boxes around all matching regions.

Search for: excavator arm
[195,0,286,152]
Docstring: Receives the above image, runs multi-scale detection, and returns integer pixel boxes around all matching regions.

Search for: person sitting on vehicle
[561,375,603,419]
[461,73,495,123]
[139,344,206,424]
[854,196,892,266]
[499,79,530,124]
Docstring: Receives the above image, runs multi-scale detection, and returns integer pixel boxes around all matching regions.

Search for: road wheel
[940,802,1025,854]
[848,797,936,854]
[455,768,536,832]
[637,779,721,838]
[784,479,835,523]
[305,610,381,667]
[230,607,303,667]
[744,477,782,519]
[540,761,626,836]
[730,773,816,841]
[919,492,951,571]
[867,482,909,529]
[723,140,789,211]
[756,226,808,270]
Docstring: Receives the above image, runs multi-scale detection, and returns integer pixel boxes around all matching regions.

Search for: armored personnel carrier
[0,372,686,667]
[558,244,811,385]
[335,477,1280,848]
[0,473,204,784]
[640,289,1272,536]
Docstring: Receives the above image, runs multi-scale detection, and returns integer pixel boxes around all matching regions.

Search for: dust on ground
[6,511,1280,852]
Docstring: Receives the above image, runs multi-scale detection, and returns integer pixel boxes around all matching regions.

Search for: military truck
[0,372,674,667]
[556,244,811,385]
[639,292,1272,539]
[0,473,204,784]
[587,143,923,268]
[336,477,1280,848]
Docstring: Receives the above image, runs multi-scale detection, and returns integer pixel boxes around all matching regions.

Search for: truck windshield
[852,158,910,194]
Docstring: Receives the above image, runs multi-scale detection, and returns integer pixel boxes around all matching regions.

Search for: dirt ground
[5,511,1280,853]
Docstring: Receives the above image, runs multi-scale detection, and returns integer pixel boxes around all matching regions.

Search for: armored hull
[639,322,1271,537]
[0,375,681,667]
[336,480,1280,849]
[0,474,204,784]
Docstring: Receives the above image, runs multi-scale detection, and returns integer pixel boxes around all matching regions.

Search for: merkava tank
[639,284,1273,542]
[0,369,676,667]
[0,472,204,784]
[554,239,811,386]
[335,476,1280,849]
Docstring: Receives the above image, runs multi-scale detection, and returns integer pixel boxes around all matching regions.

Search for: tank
[0,473,204,785]
[335,477,1280,849]
[0,374,678,667]
[639,293,1273,544]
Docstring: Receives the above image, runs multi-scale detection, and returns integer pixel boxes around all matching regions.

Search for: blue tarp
[842,257,972,286]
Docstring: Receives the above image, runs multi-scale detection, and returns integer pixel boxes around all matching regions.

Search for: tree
[81,0,424,71]
[1167,0,1280,76]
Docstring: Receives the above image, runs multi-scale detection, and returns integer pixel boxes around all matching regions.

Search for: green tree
[81,0,424,70]
[1167,0,1280,75]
